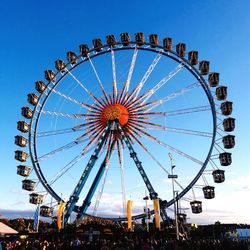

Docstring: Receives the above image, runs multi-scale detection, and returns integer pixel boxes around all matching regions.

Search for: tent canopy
[0,222,18,235]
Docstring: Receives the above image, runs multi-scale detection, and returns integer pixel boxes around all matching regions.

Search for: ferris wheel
[15,32,235,223]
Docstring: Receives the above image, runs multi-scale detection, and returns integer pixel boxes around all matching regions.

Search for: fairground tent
[0,222,18,235]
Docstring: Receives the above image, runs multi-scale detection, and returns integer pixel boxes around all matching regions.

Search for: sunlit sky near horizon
[0,0,250,225]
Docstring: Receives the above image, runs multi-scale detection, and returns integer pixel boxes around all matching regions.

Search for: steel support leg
[76,140,116,221]
[116,121,158,199]
[117,121,171,223]
[64,121,113,223]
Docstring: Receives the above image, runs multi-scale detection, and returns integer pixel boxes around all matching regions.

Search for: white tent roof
[0,222,18,234]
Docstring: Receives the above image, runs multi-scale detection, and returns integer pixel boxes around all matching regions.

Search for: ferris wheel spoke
[112,81,117,103]
[126,46,138,93]
[129,119,210,138]
[121,84,142,106]
[129,115,149,122]
[127,99,158,113]
[130,106,211,119]
[75,123,104,144]
[81,130,105,153]
[142,63,185,103]
[40,110,89,119]
[149,82,201,111]
[37,118,102,140]
[73,120,102,132]
[117,139,126,216]
[126,124,142,138]
[111,49,118,102]
[130,125,203,165]
[133,49,163,100]
[147,105,211,119]
[46,85,88,108]
[37,127,86,137]
[73,115,100,123]
[92,160,111,216]
[102,133,110,151]
[88,55,110,104]
[119,47,138,103]
[142,123,212,138]
[132,63,184,105]
[154,140,203,166]
[130,119,162,128]
[129,132,185,191]
[49,145,95,186]
[65,68,107,108]
[76,118,100,123]
[37,136,90,161]
[119,49,140,103]
[86,103,103,113]
[74,113,100,118]
[128,120,148,130]
[130,82,201,112]
[118,85,128,104]
[119,135,126,149]
[104,131,113,156]
[72,128,105,155]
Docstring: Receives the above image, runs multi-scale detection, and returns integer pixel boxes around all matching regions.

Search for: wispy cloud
[184,175,250,224]
[2,175,250,224]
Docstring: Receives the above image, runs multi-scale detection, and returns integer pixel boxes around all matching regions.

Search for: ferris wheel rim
[28,40,217,220]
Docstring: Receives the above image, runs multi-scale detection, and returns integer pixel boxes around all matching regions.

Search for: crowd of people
[1,232,250,249]
[1,216,250,249]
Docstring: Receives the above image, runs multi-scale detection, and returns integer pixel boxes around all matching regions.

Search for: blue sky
[0,0,250,225]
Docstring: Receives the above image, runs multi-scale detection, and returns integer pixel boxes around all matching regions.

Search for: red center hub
[100,104,129,126]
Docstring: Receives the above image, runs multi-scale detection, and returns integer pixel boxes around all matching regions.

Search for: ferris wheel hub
[101,104,129,126]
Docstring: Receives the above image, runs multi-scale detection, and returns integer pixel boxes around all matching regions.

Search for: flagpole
[50,196,53,225]
[168,153,179,241]
[33,205,40,232]
[143,192,149,232]
[37,205,40,232]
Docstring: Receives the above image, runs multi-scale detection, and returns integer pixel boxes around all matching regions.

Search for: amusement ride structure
[15,32,235,225]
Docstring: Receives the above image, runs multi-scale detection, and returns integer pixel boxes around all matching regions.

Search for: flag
[57,201,65,230]
[168,153,176,169]
[153,198,161,230]
[33,205,40,232]
[127,200,133,231]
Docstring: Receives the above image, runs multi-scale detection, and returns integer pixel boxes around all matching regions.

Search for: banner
[33,205,40,232]
[153,198,161,229]
[57,202,65,230]
[127,200,133,231]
